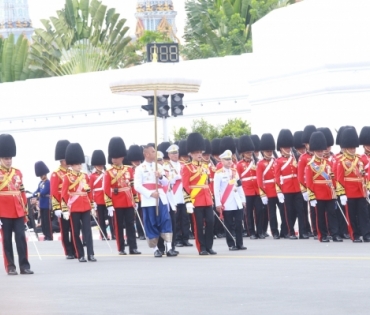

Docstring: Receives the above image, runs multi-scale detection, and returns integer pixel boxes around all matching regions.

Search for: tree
[28,0,140,77]
[173,126,189,141]
[219,118,251,137]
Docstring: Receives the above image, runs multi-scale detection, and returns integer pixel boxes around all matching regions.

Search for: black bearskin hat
[127,145,144,162]
[336,126,355,146]
[359,126,370,146]
[34,161,49,177]
[0,134,16,157]
[220,136,236,154]
[108,137,127,158]
[107,155,112,165]
[277,129,294,149]
[65,143,85,165]
[309,132,327,151]
[204,139,212,155]
[259,133,275,151]
[317,127,334,147]
[158,142,171,160]
[293,131,305,150]
[238,135,255,153]
[179,140,188,156]
[91,150,106,166]
[302,125,316,144]
[341,128,359,148]
[187,133,205,153]
[55,140,70,161]
[211,138,222,156]
[250,135,260,151]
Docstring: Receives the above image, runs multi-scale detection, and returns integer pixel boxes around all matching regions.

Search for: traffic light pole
[162,117,169,141]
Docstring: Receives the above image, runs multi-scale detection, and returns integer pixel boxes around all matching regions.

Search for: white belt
[242,176,256,181]
[263,179,275,184]
[280,174,297,184]
[94,188,103,192]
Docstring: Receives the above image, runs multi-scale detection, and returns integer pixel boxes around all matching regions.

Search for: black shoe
[258,234,265,239]
[307,231,314,237]
[289,235,298,240]
[118,251,127,255]
[229,246,239,251]
[333,236,343,242]
[250,235,258,240]
[342,233,350,239]
[321,237,330,242]
[299,234,309,239]
[283,234,290,239]
[79,257,87,262]
[112,236,116,240]
[154,250,162,257]
[327,236,333,240]
[139,236,146,240]
[88,255,97,262]
[7,269,18,276]
[242,232,248,237]
[314,235,319,240]
[199,250,209,255]
[273,234,280,240]
[207,249,217,255]
[238,245,247,250]
[363,237,370,242]
[264,232,270,237]
[353,238,363,243]
[172,250,179,254]
[66,255,75,259]
[175,242,184,247]
[216,233,224,238]
[20,269,34,275]
[129,249,141,255]
[183,241,193,246]
[102,237,110,241]
[166,249,178,257]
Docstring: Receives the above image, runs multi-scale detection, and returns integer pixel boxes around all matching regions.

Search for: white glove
[91,208,97,217]
[340,195,347,206]
[277,193,285,203]
[302,192,309,202]
[107,206,115,217]
[93,202,97,211]
[54,210,62,218]
[310,200,317,207]
[186,203,194,214]
[62,212,70,221]
[135,203,139,210]
[0,219,2,230]
[261,196,268,205]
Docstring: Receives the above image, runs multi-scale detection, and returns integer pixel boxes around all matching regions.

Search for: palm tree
[28,0,141,77]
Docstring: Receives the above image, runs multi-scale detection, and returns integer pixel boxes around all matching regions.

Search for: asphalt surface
[1,235,370,315]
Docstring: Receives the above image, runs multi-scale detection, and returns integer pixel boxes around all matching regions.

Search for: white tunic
[214,167,244,211]
[163,160,185,205]
[134,161,169,208]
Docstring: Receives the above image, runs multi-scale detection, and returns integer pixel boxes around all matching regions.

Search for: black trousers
[315,200,339,241]
[213,209,225,236]
[0,217,30,272]
[96,204,109,238]
[245,195,264,236]
[70,211,94,258]
[346,197,370,239]
[263,205,269,233]
[59,217,75,256]
[192,206,214,252]
[40,208,53,240]
[175,203,190,243]
[267,197,287,236]
[223,210,243,247]
[113,207,137,252]
[302,201,313,234]
[336,197,349,236]
[135,203,145,237]
[283,192,306,236]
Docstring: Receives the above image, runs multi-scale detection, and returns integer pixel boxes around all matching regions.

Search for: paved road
[1,236,370,315]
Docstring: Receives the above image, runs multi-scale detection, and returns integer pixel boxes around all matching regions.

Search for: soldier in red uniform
[89,150,112,240]
[256,133,287,239]
[336,128,370,242]
[0,134,33,275]
[359,126,370,217]
[61,143,96,262]
[306,132,342,242]
[182,133,216,255]
[211,138,222,166]
[51,140,75,259]
[275,129,308,239]
[237,135,264,239]
[104,137,141,255]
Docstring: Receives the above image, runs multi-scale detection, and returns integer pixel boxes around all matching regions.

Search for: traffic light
[141,95,169,118]
[171,93,184,117]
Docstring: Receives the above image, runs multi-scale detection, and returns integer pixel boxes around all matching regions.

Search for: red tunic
[0,166,27,218]
[61,171,92,212]
[89,171,105,205]
[181,161,213,207]
[336,153,366,198]
[256,158,277,198]
[50,166,68,212]
[237,159,259,196]
[306,157,336,201]
[274,155,301,194]
[297,152,313,193]
[104,165,138,209]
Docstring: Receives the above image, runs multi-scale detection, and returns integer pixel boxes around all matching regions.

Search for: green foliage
[135,30,174,62]
[28,0,141,77]
[173,117,250,141]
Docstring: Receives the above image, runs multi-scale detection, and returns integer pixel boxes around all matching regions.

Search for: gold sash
[0,169,15,191]
[68,173,84,190]
[190,174,207,204]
